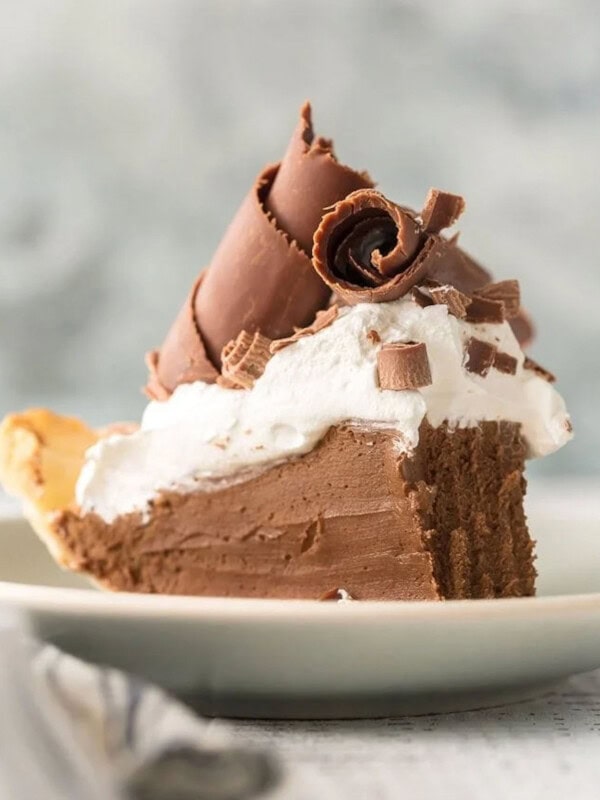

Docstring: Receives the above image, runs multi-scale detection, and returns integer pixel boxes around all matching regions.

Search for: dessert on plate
[0,104,572,601]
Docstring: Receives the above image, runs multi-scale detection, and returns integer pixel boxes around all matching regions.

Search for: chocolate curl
[377,341,432,390]
[194,105,372,369]
[523,356,556,383]
[509,309,536,349]
[218,330,272,390]
[474,280,521,319]
[265,102,372,256]
[145,275,218,400]
[313,190,447,304]
[464,338,497,377]
[421,189,465,234]
[270,305,339,354]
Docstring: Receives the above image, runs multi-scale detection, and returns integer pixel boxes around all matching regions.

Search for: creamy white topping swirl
[77,297,572,522]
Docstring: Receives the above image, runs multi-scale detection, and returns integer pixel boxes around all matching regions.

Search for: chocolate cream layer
[55,421,534,600]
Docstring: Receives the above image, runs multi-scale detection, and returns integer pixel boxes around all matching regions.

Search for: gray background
[0,0,598,477]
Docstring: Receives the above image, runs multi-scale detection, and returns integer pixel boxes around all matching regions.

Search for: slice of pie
[0,105,571,600]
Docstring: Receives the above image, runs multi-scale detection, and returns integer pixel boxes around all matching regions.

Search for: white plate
[0,514,599,719]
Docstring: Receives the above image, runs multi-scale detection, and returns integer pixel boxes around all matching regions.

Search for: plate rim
[1,577,600,622]
[1,513,600,623]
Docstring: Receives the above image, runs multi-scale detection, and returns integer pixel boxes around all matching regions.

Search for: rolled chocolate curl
[313,188,495,305]
[377,341,432,390]
[145,274,218,400]
[266,102,372,256]
[195,104,373,368]
[146,104,372,395]
[313,190,445,304]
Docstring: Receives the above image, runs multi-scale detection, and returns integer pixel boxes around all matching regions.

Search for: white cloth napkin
[0,613,326,800]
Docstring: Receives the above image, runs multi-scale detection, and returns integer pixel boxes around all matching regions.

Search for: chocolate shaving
[493,350,518,376]
[428,284,471,319]
[464,338,497,377]
[509,309,536,349]
[366,329,381,344]
[420,189,465,234]
[144,274,219,400]
[377,341,432,390]
[465,295,505,324]
[313,189,451,304]
[412,286,434,308]
[474,279,520,319]
[523,356,556,383]
[218,330,273,389]
[266,102,372,256]
[270,305,339,353]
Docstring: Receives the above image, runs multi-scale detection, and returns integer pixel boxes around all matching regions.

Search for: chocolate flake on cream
[464,338,497,377]
[465,295,505,325]
[427,284,471,319]
[270,305,339,354]
[493,350,518,376]
[474,279,521,319]
[523,356,556,384]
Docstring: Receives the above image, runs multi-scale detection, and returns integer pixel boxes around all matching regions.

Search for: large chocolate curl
[313,190,430,304]
[146,274,218,400]
[193,103,372,371]
[147,105,372,396]
[265,103,372,255]
[313,189,490,305]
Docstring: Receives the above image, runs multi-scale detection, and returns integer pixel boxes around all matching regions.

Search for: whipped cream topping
[77,297,572,522]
